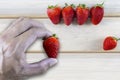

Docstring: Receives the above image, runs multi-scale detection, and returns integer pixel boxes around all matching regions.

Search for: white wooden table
[0,0,120,80]
[27,53,120,80]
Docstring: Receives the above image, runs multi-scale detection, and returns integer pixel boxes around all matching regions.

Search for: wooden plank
[0,0,120,17]
[26,53,120,80]
[0,18,120,53]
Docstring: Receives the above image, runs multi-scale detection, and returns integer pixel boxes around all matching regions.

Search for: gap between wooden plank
[0,14,120,19]
[26,51,120,53]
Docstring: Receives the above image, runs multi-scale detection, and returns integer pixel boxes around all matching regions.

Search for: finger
[30,19,45,28]
[1,17,33,41]
[29,19,52,38]
[7,17,24,29]
[13,27,52,54]
[3,18,32,39]
[7,27,52,60]
[10,18,49,37]
[0,17,24,40]
[1,18,48,42]
[20,58,57,76]
[6,24,51,61]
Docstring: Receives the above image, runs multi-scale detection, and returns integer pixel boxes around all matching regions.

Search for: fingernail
[49,58,58,67]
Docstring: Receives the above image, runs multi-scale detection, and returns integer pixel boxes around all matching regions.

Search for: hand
[0,17,57,76]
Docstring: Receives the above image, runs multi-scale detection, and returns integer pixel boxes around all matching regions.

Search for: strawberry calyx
[43,34,58,40]
[48,5,58,9]
[117,38,120,41]
[77,4,88,9]
[65,3,75,8]
[65,3,68,7]
[52,34,58,39]
[112,36,120,41]
[95,2,104,8]
[71,4,75,8]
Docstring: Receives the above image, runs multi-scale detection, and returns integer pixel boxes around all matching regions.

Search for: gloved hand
[0,17,57,76]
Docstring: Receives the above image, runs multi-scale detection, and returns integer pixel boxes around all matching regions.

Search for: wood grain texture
[0,18,120,52]
[0,0,119,18]
[26,53,120,80]
[1,1,120,80]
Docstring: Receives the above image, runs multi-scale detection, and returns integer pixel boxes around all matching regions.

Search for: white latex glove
[0,17,57,76]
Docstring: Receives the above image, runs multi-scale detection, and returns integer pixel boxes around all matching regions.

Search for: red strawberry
[76,4,89,25]
[62,3,75,26]
[43,34,60,58]
[47,5,61,24]
[90,3,104,25]
[103,36,120,50]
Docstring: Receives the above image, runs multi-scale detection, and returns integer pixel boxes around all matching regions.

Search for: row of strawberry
[47,3,104,26]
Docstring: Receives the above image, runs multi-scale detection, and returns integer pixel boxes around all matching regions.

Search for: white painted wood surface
[0,0,120,17]
[0,0,120,80]
[27,53,120,80]
[0,18,120,52]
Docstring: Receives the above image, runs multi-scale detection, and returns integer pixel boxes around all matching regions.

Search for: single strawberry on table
[90,2,104,25]
[76,4,89,25]
[43,34,60,58]
[103,36,120,50]
[47,5,61,24]
[62,3,75,26]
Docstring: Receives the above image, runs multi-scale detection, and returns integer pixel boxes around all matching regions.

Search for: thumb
[40,58,58,68]
[20,58,57,76]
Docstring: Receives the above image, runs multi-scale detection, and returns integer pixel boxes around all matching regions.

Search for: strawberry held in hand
[103,36,120,50]
[47,5,61,24]
[76,4,89,25]
[62,3,75,26]
[90,2,104,25]
[43,34,60,58]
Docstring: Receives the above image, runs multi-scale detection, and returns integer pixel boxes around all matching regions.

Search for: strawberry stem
[101,2,104,6]
[78,4,81,7]
[78,4,87,9]
[53,34,56,37]
[113,36,120,41]
[96,2,104,8]
[116,38,120,41]
[48,5,58,9]
[42,34,57,40]
[71,4,75,8]
[52,34,58,39]
[48,5,54,9]
[65,3,68,7]
[82,4,86,8]
[65,3,75,8]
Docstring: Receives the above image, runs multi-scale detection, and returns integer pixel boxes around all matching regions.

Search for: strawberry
[47,5,61,24]
[43,34,60,58]
[103,36,120,50]
[76,4,89,25]
[62,3,75,26]
[90,2,104,25]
